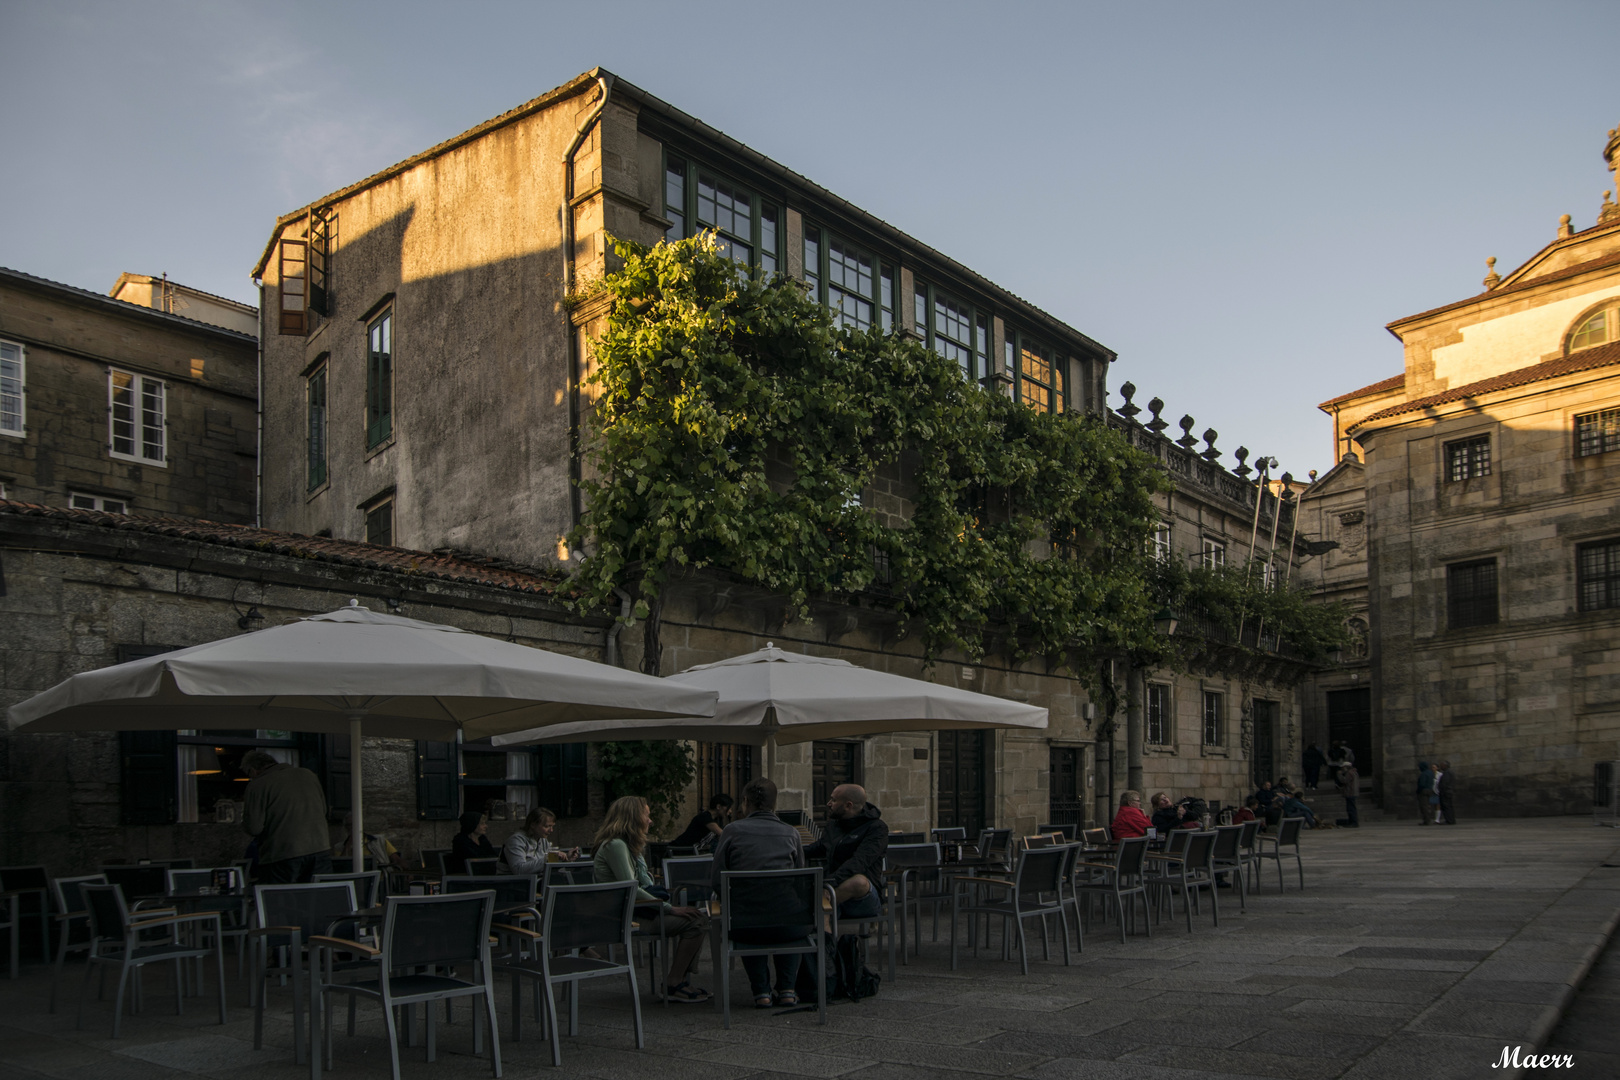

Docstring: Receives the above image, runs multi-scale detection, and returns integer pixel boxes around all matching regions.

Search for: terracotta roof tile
[1388,247,1620,330]
[0,500,569,598]
[1353,340,1620,426]
[1319,373,1405,409]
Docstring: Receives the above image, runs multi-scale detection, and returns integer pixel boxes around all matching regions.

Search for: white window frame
[0,338,24,438]
[69,492,129,514]
[1151,523,1172,563]
[107,368,167,466]
[1201,537,1227,569]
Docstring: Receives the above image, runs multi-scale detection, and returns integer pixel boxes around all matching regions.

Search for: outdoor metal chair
[0,866,51,963]
[1210,825,1248,911]
[166,868,250,974]
[977,828,1014,870]
[1256,816,1307,891]
[313,891,501,1080]
[950,845,1071,975]
[541,860,594,893]
[49,874,107,1008]
[250,881,360,1066]
[1081,827,1110,847]
[76,883,226,1038]
[466,858,501,876]
[1038,823,1079,841]
[930,827,967,844]
[101,865,169,904]
[884,842,947,961]
[1024,833,1057,849]
[888,832,926,844]
[717,868,827,1028]
[314,870,384,908]
[1145,830,1219,931]
[1052,842,1086,954]
[1236,819,1263,889]
[493,880,643,1066]
[1073,836,1151,943]
[419,849,450,876]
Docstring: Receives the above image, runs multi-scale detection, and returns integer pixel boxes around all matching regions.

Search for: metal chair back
[542,881,636,953]
[661,855,715,906]
[380,891,493,971]
[312,871,382,907]
[1212,825,1242,862]
[1024,833,1057,849]
[721,867,821,935]
[443,874,538,909]
[80,883,131,941]
[466,857,501,875]
[253,882,358,947]
[0,865,49,892]
[1081,828,1110,847]
[1162,829,1193,857]
[931,827,967,843]
[101,865,167,900]
[543,860,595,891]
[418,848,450,874]
[52,874,108,916]
[1115,835,1149,877]
[1183,830,1217,872]
[1277,816,1305,848]
[888,832,926,844]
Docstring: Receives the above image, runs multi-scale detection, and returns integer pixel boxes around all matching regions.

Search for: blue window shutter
[416,740,457,820]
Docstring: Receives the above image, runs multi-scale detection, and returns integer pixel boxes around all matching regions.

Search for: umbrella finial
[348,598,360,607]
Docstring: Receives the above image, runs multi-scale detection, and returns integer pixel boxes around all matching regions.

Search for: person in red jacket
[1111,790,1152,840]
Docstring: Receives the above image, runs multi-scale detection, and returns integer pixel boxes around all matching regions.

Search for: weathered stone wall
[0,510,608,876]
[0,274,257,522]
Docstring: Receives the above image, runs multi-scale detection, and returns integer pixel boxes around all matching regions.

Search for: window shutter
[297,732,351,811]
[416,740,458,820]
[308,208,332,317]
[120,730,178,826]
[538,744,590,818]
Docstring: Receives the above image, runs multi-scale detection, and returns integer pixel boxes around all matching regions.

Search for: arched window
[1570,308,1611,353]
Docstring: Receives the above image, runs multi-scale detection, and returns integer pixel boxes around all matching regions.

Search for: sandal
[754,993,775,1009]
[774,990,799,1007]
[666,982,711,1003]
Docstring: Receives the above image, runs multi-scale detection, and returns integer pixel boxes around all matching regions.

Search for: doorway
[811,741,860,823]
[1251,699,1278,787]
[938,730,988,836]
[1326,688,1373,777]
[1048,746,1086,829]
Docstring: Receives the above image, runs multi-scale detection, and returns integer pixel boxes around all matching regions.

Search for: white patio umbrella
[6,603,717,844]
[492,642,1048,749]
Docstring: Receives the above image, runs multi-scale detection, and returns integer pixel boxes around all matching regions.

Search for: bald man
[805,783,889,922]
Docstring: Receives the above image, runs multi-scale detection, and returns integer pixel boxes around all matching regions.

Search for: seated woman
[1110,790,1152,839]
[449,811,497,874]
[594,795,712,1003]
[1276,791,1318,828]
[500,806,578,875]
[1232,796,1260,824]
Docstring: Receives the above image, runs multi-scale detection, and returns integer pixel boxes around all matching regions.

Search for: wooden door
[1251,700,1277,787]
[1048,747,1085,827]
[812,741,859,823]
[938,730,988,835]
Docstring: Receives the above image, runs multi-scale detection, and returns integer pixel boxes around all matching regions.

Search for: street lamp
[1153,607,1179,638]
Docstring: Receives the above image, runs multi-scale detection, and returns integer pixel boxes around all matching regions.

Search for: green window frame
[366,310,392,448]
[803,224,893,331]
[307,362,327,491]
[913,280,989,381]
[663,153,779,274]
[1006,328,1065,414]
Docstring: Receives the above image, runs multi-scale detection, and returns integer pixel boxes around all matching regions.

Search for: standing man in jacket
[241,750,332,883]
[1436,760,1457,825]
[805,784,888,926]
[1334,764,1360,828]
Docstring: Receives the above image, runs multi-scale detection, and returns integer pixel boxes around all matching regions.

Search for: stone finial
[1602,190,1618,224]
[1233,446,1252,478]
[1558,213,1574,239]
[1201,428,1220,462]
[1309,469,1318,482]
[1118,380,1141,420]
[1176,414,1198,449]
[1146,396,1168,433]
[1482,256,1501,291]
[1603,124,1620,221]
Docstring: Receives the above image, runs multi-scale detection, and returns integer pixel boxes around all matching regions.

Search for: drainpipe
[563,74,613,532]
[604,586,633,668]
[255,282,265,527]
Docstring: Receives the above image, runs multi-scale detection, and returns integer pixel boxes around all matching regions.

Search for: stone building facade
[1318,125,1620,816]
[0,266,258,523]
[0,500,609,876]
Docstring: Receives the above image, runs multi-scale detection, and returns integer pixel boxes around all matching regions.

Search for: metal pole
[348,714,364,853]
[1125,667,1143,794]
[1280,489,1302,584]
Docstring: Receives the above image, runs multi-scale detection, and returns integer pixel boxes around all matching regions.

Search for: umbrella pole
[348,714,364,860]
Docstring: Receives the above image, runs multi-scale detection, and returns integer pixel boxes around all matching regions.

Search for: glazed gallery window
[664,155,779,274]
[1201,537,1227,569]
[1202,691,1224,747]
[1151,523,1172,562]
[1570,309,1610,352]
[998,328,1066,414]
[307,363,327,491]
[70,492,128,513]
[1577,538,1620,612]
[1145,683,1170,745]
[807,228,893,331]
[1445,435,1491,481]
[108,369,165,465]
[366,310,392,448]
[1447,558,1499,629]
[914,281,988,381]
[278,238,307,335]
[1576,408,1620,458]
[0,338,23,436]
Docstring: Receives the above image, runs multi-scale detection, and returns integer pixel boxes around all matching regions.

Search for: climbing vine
[567,234,1342,682]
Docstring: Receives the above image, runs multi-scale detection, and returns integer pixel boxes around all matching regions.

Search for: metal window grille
[1145,684,1169,745]
[1577,409,1620,458]
[1578,538,1620,612]
[1447,559,1499,629]
[1445,435,1491,481]
[1202,692,1223,746]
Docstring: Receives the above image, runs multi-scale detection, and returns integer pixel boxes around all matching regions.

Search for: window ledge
[109,451,167,469]
[305,480,330,502]
[1143,745,1178,756]
[364,436,395,461]
[1200,746,1229,758]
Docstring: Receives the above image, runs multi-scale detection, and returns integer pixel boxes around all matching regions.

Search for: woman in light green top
[593,795,711,1003]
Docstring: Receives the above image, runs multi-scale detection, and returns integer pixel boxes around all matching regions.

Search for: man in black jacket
[805,784,888,925]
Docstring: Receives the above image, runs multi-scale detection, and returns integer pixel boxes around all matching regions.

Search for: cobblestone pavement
[1,818,1616,1080]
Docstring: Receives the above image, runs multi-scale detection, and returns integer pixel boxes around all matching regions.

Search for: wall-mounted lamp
[1326,645,1344,665]
[1153,608,1179,637]
[237,605,265,631]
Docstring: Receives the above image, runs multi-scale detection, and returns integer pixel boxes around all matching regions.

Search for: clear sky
[2,0,1614,478]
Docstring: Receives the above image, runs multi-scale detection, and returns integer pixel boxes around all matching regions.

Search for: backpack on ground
[796,933,881,1002]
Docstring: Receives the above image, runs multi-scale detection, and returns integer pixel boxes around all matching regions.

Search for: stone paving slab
[0,818,1616,1080]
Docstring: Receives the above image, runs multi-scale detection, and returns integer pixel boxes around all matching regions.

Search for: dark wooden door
[1048,747,1085,828]
[812,741,859,823]
[1251,699,1277,787]
[938,730,987,836]
[1326,688,1374,777]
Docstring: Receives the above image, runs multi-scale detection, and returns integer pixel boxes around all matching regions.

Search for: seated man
[673,793,734,850]
[1111,790,1151,839]
[1277,790,1318,828]
[805,783,888,931]
[1231,796,1260,824]
[710,778,808,1008]
[1149,792,1197,835]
